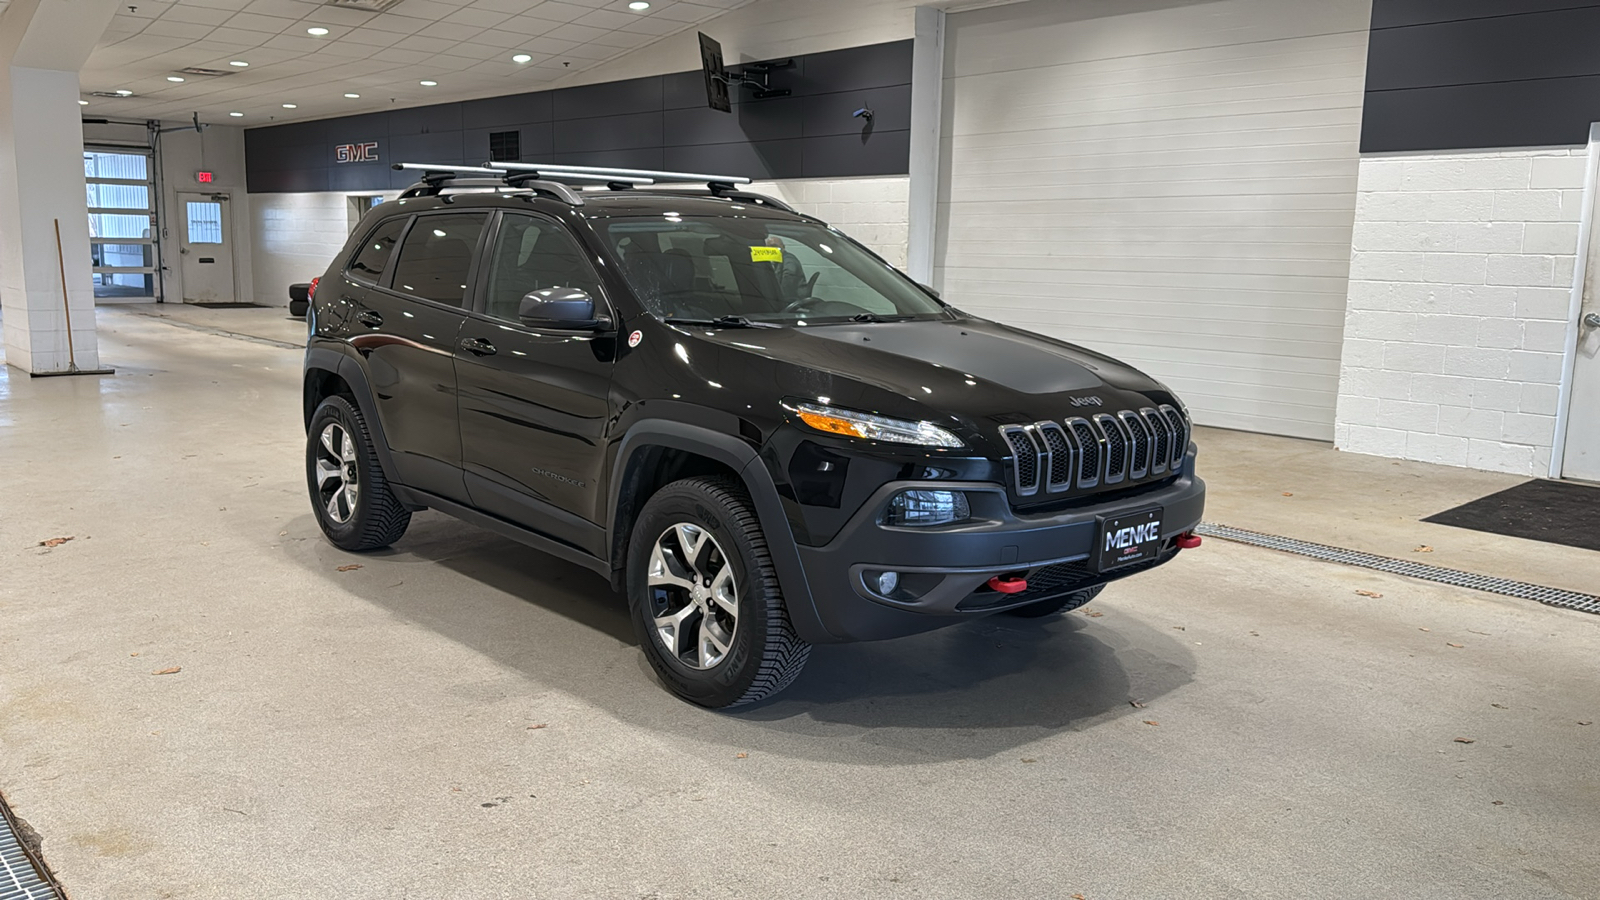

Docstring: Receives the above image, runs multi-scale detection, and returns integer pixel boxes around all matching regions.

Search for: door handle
[357,310,383,328]
[460,336,497,356]
[1585,312,1600,329]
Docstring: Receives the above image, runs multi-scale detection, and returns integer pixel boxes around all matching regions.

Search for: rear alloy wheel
[306,394,411,552]
[628,477,810,708]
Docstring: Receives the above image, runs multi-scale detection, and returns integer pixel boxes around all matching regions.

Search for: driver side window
[484,214,605,322]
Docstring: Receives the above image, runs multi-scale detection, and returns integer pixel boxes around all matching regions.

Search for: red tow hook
[988,574,1029,594]
[1177,531,1203,549]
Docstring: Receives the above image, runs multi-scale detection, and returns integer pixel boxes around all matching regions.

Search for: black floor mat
[1423,479,1600,552]
[188,302,266,309]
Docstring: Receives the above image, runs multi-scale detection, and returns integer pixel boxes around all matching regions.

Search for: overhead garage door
[936,0,1371,440]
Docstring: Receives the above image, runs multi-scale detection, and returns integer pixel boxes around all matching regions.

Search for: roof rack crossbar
[488,161,751,186]
[391,163,588,204]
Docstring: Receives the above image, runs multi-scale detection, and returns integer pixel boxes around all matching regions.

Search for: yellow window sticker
[750,245,783,263]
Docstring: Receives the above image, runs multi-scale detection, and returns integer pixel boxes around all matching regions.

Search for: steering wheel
[780,295,823,314]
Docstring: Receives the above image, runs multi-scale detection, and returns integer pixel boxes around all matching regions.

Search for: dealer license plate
[1096,507,1164,572]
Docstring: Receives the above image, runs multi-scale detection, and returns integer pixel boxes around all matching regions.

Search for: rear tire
[627,476,811,708]
[1006,584,1104,618]
[307,395,411,551]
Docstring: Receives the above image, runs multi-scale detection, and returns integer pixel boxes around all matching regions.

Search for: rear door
[350,210,488,499]
[455,211,618,555]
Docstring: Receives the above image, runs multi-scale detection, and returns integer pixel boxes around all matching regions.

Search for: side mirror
[518,287,608,330]
[917,282,942,300]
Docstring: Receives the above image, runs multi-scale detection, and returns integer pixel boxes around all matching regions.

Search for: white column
[0,0,122,374]
[905,5,945,288]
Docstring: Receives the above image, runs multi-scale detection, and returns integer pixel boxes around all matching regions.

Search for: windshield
[598,215,945,324]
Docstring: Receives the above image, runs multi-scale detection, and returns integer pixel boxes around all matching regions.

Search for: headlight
[791,402,965,449]
[882,489,970,526]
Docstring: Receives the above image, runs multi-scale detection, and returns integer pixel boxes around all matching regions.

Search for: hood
[682,315,1176,444]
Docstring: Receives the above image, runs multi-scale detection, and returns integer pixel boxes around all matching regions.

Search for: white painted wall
[936,0,1371,441]
[247,177,908,306]
[1335,147,1586,476]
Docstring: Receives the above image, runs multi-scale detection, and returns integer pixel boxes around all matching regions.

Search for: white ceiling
[77,0,754,125]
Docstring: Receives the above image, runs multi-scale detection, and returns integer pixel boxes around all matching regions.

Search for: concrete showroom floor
[1,303,1596,900]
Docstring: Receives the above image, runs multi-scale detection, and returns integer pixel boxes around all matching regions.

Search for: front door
[178,191,234,303]
[456,211,617,555]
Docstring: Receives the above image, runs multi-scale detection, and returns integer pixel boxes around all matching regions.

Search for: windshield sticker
[750,246,783,263]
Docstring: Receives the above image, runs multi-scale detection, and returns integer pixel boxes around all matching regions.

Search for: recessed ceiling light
[282,103,298,108]
[229,60,249,67]
[115,89,133,96]
[167,76,185,82]
[629,1,650,9]
[78,99,89,105]
[344,92,360,98]
[419,80,437,86]
[307,26,329,35]
[512,53,532,63]
[229,111,244,117]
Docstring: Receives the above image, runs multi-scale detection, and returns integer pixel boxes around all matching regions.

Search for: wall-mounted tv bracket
[715,59,795,99]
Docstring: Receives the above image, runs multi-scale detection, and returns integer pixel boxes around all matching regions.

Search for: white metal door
[1560,157,1600,480]
[937,0,1371,440]
[178,191,234,303]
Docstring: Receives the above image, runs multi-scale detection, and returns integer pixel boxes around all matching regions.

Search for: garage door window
[389,214,487,306]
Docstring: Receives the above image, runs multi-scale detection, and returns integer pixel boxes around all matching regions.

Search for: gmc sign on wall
[335,142,379,163]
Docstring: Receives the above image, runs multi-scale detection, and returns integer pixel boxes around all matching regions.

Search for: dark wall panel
[246,40,912,192]
[1364,0,1600,151]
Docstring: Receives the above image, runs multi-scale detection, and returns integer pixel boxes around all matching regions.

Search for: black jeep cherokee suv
[302,165,1206,708]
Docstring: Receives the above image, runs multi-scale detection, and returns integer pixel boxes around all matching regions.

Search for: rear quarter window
[346,216,408,284]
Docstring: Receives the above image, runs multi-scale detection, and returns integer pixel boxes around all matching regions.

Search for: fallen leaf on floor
[1447,642,1464,648]
[1142,720,1159,727]
[1468,630,1490,636]
[337,564,362,572]
[1355,590,1383,598]
[1491,703,1508,709]
[1454,737,1475,744]
[1281,492,1293,497]
[1130,700,1146,708]
[1084,610,1103,618]
[129,652,139,657]
[1413,545,1433,553]
[38,536,73,548]
[735,752,748,759]
[1073,894,1086,899]
[526,723,547,730]
[1580,721,1593,726]
[1419,627,1431,632]
[1172,625,1186,631]
[1248,630,1260,637]
[451,786,462,793]
[152,666,181,675]
[279,531,288,536]
[1021,758,1036,764]
[1492,801,1504,806]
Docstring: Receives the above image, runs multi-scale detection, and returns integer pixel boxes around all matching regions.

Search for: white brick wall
[745,177,911,269]
[1335,147,1585,476]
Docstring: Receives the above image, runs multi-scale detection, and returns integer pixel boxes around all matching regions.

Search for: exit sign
[196,171,214,183]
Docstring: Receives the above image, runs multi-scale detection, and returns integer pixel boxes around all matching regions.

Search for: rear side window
[389,213,488,306]
[346,217,407,284]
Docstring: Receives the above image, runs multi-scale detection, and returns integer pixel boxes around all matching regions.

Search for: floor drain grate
[0,793,62,900]
[1195,522,1600,616]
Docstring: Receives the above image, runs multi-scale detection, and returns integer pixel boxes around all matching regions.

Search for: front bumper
[794,452,1205,641]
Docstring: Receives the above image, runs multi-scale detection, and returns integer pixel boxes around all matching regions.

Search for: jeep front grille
[1001,404,1189,497]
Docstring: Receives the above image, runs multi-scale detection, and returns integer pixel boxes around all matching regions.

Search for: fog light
[877,571,900,594]
[883,490,969,526]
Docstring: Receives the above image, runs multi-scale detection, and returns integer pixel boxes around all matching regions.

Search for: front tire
[627,476,811,708]
[306,395,411,551]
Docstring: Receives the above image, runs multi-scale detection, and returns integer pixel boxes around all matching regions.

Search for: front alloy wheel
[647,523,740,670]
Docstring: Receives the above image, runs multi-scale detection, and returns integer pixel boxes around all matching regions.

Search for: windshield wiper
[847,313,917,323]
[663,315,780,329]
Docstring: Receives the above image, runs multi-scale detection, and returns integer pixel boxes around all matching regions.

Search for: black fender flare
[607,420,836,644]
[303,345,402,485]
